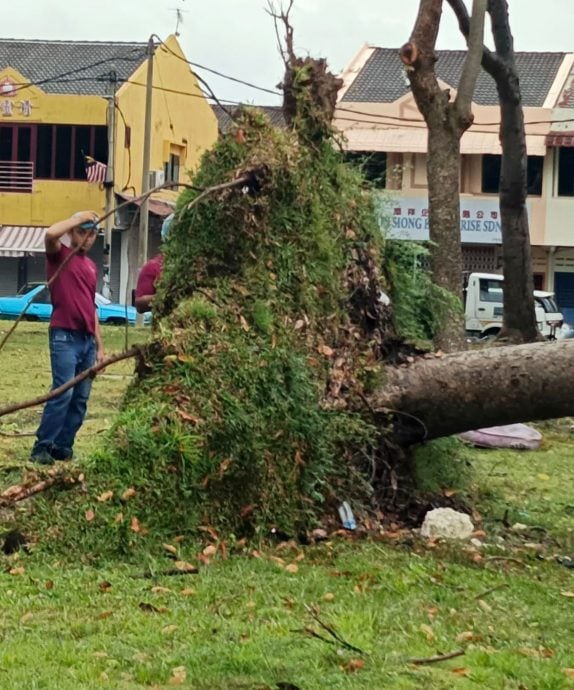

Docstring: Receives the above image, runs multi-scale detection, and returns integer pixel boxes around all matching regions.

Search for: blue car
[0,283,146,325]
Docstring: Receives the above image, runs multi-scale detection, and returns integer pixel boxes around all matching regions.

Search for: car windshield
[535,296,559,313]
[16,283,43,296]
[94,293,111,307]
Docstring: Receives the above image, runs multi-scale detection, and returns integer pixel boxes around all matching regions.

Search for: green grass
[1,541,573,689]
[0,322,147,465]
[0,324,573,688]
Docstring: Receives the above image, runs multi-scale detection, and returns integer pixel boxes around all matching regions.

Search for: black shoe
[51,446,74,462]
[30,449,55,465]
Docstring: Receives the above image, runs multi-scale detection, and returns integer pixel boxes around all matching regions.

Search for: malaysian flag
[84,156,107,184]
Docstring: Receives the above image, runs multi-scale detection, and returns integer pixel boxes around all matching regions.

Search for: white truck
[465,272,564,340]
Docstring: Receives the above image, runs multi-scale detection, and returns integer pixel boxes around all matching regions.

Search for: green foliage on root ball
[40,110,390,554]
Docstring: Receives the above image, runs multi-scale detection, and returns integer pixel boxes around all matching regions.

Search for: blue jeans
[32,328,96,458]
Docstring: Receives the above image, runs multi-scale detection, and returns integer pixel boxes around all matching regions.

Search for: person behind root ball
[30,211,105,464]
[134,213,174,314]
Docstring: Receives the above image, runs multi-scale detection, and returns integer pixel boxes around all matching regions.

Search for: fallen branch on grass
[0,471,82,506]
[407,649,465,665]
[301,604,365,654]
[0,346,142,420]
[136,567,200,579]
[483,556,527,568]
[0,431,35,437]
[474,583,509,599]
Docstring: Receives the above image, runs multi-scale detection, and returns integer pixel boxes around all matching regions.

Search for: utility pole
[136,36,155,326]
[102,66,117,299]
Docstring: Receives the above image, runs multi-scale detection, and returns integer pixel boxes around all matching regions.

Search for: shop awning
[340,127,547,156]
[0,226,46,257]
[546,133,574,147]
[116,192,175,218]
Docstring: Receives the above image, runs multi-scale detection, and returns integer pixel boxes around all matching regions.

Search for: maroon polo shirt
[46,245,97,335]
[135,254,163,300]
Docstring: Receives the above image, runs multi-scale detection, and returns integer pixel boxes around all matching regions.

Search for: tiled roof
[0,38,148,96]
[342,48,566,107]
[212,104,286,133]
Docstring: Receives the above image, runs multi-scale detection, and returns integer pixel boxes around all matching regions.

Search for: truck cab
[464,272,564,340]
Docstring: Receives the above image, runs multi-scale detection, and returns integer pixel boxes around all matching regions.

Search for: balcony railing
[0,161,34,193]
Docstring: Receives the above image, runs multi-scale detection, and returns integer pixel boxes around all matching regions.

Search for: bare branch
[409,0,443,58]
[0,347,141,420]
[488,0,514,60]
[408,649,465,665]
[446,0,504,77]
[303,604,366,654]
[455,0,487,117]
[0,471,81,507]
[181,175,253,214]
[265,0,295,65]
[0,181,198,356]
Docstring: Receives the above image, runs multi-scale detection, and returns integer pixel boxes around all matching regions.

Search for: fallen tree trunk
[373,339,574,444]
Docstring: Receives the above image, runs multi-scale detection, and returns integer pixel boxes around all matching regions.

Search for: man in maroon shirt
[134,213,173,313]
[134,253,163,314]
[30,211,105,464]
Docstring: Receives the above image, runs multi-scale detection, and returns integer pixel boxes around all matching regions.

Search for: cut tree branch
[0,471,81,507]
[0,181,199,356]
[0,347,141,420]
[408,649,465,665]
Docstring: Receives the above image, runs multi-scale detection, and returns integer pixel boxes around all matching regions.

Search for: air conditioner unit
[148,169,165,188]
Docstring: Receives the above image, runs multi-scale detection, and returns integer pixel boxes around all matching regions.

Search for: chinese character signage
[0,76,33,118]
[381,196,512,245]
[1,97,33,118]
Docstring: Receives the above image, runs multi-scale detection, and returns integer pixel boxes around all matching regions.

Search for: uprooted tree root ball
[25,102,450,558]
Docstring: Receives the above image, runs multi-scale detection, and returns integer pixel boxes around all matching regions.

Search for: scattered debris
[420,508,474,541]
[338,502,357,530]
[459,424,542,450]
[407,649,465,665]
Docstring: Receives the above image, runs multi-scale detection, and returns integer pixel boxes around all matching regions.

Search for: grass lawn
[0,323,573,689]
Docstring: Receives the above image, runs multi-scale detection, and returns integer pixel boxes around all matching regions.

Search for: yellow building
[0,35,218,301]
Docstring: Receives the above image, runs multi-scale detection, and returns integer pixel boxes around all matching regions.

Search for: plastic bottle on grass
[338,501,357,530]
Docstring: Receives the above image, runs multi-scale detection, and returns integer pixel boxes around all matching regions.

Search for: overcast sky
[6,0,574,104]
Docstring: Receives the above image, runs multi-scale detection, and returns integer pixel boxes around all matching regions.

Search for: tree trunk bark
[490,0,539,342]
[446,0,539,343]
[426,118,465,352]
[373,339,574,444]
[401,0,486,352]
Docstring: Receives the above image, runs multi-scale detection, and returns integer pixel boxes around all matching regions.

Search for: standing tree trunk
[400,0,487,353]
[448,0,539,343]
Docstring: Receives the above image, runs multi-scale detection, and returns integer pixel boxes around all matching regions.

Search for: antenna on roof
[169,6,188,36]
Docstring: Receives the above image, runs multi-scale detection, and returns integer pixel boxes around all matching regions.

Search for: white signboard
[382,196,510,245]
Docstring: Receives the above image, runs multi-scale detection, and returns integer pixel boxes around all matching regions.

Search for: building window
[0,125,33,163]
[482,155,501,193]
[35,124,108,180]
[482,154,544,195]
[164,153,180,184]
[527,156,544,195]
[557,147,574,197]
[345,152,387,188]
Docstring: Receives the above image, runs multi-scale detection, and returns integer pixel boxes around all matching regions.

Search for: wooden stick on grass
[407,649,465,665]
[0,347,141,420]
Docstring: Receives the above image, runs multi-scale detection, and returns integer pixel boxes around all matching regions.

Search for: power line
[4,42,574,131]
[153,35,282,97]
[6,48,147,95]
